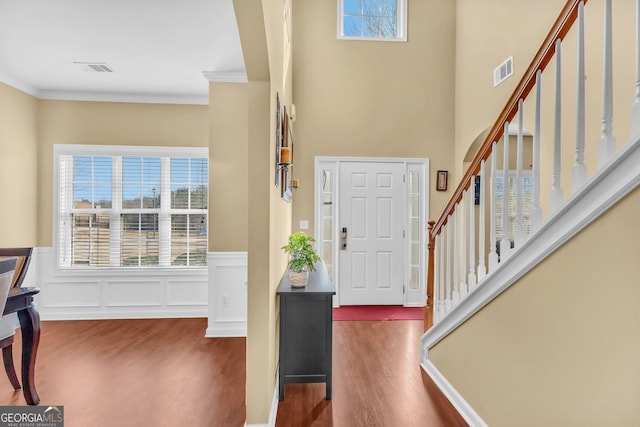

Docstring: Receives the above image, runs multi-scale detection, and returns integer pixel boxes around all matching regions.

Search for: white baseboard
[205,325,247,338]
[421,361,487,427]
[245,374,279,427]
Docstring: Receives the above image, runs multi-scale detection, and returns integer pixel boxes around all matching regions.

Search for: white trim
[244,375,279,427]
[202,70,248,83]
[37,90,209,105]
[0,74,39,98]
[54,144,208,158]
[420,136,640,423]
[206,252,248,338]
[421,361,488,427]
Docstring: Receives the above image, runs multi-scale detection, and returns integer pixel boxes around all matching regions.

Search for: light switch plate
[299,220,309,230]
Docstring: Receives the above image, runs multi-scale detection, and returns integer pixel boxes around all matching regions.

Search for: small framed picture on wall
[436,170,448,191]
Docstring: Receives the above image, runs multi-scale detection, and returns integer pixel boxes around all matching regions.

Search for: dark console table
[277,261,335,401]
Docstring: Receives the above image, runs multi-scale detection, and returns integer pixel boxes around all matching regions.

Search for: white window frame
[54,144,209,270]
[337,0,408,42]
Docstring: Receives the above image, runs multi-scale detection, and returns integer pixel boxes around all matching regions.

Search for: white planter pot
[289,270,308,287]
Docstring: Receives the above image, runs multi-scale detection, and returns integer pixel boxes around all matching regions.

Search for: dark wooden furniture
[3,287,40,405]
[0,248,33,391]
[277,261,335,401]
[0,248,40,405]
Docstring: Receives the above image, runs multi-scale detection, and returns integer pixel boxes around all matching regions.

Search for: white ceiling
[0,0,246,104]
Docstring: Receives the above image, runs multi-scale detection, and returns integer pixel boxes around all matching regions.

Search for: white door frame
[314,156,429,308]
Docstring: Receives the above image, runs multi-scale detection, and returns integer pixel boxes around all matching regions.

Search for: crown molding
[0,74,39,98]
[37,90,209,105]
[202,70,248,83]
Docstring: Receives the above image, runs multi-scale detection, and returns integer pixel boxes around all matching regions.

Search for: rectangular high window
[338,0,407,41]
[56,145,208,269]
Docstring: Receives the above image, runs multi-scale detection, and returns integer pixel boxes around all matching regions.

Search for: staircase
[420,1,640,425]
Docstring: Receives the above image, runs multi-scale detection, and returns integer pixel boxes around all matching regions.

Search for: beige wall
[35,99,208,247]
[454,0,563,180]
[430,185,640,426]
[0,83,38,246]
[291,0,456,233]
[209,83,249,252]
[234,0,293,423]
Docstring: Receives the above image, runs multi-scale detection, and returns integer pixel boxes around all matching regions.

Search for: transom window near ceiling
[338,0,407,41]
[56,145,208,269]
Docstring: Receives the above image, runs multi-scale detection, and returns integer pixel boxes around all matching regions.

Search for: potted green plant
[282,231,321,287]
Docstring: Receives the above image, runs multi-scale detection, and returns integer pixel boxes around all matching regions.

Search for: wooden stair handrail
[432,0,588,237]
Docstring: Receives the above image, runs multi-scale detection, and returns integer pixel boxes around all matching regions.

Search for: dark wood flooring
[276,320,467,427]
[0,318,466,427]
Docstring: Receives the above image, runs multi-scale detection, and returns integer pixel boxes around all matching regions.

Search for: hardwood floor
[276,320,467,427]
[0,318,466,427]
[0,318,246,427]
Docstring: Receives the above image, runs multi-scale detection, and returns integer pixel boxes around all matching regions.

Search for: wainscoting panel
[31,247,209,320]
[206,252,248,337]
[105,281,163,307]
[39,281,102,308]
[167,280,208,306]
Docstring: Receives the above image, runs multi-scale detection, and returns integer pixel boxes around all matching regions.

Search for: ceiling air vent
[493,56,513,87]
[74,62,115,73]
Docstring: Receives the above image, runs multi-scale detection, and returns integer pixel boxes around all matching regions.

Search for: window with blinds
[57,146,208,269]
[494,171,533,241]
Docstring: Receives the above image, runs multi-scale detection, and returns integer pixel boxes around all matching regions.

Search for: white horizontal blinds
[58,149,208,269]
[494,171,534,242]
[69,156,112,267]
[170,158,208,266]
[121,157,160,266]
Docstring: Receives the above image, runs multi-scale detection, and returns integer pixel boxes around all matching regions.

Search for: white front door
[338,162,404,305]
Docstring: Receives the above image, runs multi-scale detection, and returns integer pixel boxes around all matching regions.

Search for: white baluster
[599,0,616,167]
[500,122,512,261]
[436,233,443,321]
[477,159,487,282]
[468,186,477,290]
[467,186,478,292]
[573,1,587,193]
[444,223,452,313]
[447,216,455,308]
[460,190,468,298]
[452,206,459,304]
[632,0,640,137]
[550,39,564,214]
[488,146,499,272]
[437,233,445,317]
[531,71,543,233]
[514,100,525,248]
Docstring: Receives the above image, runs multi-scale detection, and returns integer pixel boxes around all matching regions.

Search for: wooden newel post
[424,220,436,331]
